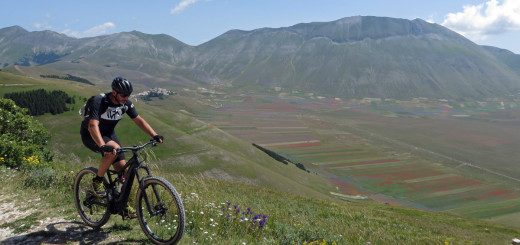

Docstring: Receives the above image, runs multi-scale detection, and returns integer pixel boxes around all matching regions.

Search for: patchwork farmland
[191,90,520,226]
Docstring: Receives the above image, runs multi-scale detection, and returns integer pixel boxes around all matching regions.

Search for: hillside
[2,166,519,244]
[3,63,520,244]
[0,69,336,200]
[2,16,520,99]
[193,16,520,99]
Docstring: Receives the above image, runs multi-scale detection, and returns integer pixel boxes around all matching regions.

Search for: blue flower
[259,219,266,228]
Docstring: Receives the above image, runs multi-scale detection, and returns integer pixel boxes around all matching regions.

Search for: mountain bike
[73,139,185,245]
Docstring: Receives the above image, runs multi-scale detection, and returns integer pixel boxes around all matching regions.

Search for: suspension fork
[138,165,166,216]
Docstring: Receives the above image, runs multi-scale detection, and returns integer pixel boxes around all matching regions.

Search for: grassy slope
[2,69,520,243]
[2,166,519,244]
[0,69,335,200]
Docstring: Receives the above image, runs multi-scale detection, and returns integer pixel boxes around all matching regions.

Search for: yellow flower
[23,156,40,165]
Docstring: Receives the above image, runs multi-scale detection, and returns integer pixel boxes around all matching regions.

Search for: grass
[2,163,520,244]
[3,68,520,243]
[0,212,42,234]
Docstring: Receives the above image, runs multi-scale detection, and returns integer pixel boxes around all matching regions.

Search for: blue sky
[2,0,520,53]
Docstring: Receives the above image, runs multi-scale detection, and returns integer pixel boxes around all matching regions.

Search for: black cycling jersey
[80,92,139,135]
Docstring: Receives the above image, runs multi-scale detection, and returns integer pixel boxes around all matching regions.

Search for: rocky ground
[0,166,121,245]
[0,191,116,244]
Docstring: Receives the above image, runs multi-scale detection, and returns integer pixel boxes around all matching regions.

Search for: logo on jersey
[101,106,125,120]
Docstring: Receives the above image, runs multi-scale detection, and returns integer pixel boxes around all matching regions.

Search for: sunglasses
[119,93,131,98]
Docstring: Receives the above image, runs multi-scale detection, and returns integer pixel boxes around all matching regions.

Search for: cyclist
[80,77,163,219]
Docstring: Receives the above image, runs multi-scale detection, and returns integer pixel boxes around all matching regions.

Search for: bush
[0,98,52,168]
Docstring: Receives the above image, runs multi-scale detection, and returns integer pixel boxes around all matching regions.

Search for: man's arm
[132,115,163,143]
[88,119,106,147]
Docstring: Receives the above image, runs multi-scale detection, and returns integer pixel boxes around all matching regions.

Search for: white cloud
[33,22,53,29]
[442,0,520,40]
[171,0,200,14]
[62,22,116,38]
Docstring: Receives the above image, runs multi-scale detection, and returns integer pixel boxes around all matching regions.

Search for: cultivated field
[187,89,520,227]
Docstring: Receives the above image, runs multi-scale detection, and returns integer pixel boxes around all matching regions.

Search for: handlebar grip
[100,145,115,153]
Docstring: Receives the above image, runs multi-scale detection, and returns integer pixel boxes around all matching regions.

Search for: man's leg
[96,140,121,178]
[112,159,127,173]
[111,158,136,219]
[92,140,120,198]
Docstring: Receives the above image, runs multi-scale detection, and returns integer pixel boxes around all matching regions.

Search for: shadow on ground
[0,221,147,245]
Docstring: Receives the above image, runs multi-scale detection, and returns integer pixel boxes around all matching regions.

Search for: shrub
[0,98,52,168]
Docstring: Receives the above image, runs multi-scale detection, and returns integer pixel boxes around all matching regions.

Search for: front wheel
[136,176,185,245]
[73,167,111,228]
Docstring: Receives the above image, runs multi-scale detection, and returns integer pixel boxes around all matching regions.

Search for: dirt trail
[0,186,117,244]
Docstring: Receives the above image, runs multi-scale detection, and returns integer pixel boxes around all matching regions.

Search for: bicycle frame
[75,139,185,244]
[105,142,156,216]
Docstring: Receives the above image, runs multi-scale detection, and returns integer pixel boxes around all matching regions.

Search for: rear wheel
[73,167,111,228]
[136,177,185,245]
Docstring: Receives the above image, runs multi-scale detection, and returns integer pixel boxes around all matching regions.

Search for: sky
[2,0,520,54]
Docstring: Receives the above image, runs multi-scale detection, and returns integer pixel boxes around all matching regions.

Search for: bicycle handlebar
[116,139,158,153]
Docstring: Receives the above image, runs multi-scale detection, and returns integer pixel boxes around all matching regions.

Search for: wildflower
[259,219,266,228]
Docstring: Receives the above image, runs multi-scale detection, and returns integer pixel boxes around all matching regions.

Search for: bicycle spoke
[137,177,185,244]
[74,167,111,228]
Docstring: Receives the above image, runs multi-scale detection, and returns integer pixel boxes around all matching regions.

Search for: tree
[4,89,73,116]
[0,98,52,168]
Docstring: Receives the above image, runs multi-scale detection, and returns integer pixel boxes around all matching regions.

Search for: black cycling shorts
[81,129,126,163]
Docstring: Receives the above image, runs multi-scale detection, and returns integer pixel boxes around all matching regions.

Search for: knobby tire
[73,167,111,228]
[136,176,185,245]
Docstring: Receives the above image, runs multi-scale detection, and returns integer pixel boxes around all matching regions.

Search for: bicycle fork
[138,166,167,217]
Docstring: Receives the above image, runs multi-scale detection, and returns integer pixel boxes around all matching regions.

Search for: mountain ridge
[1,16,520,99]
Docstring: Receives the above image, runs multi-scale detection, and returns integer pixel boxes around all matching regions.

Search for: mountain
[482,45,520,76]
[193,16,520,99]
[1,16,520,99]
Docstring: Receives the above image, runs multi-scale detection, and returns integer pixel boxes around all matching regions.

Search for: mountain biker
[80,77,163,219]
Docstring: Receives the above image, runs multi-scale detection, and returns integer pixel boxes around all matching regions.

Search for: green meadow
[2,68,520,244]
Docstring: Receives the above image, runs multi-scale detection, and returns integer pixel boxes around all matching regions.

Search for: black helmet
[111,77,133,94]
